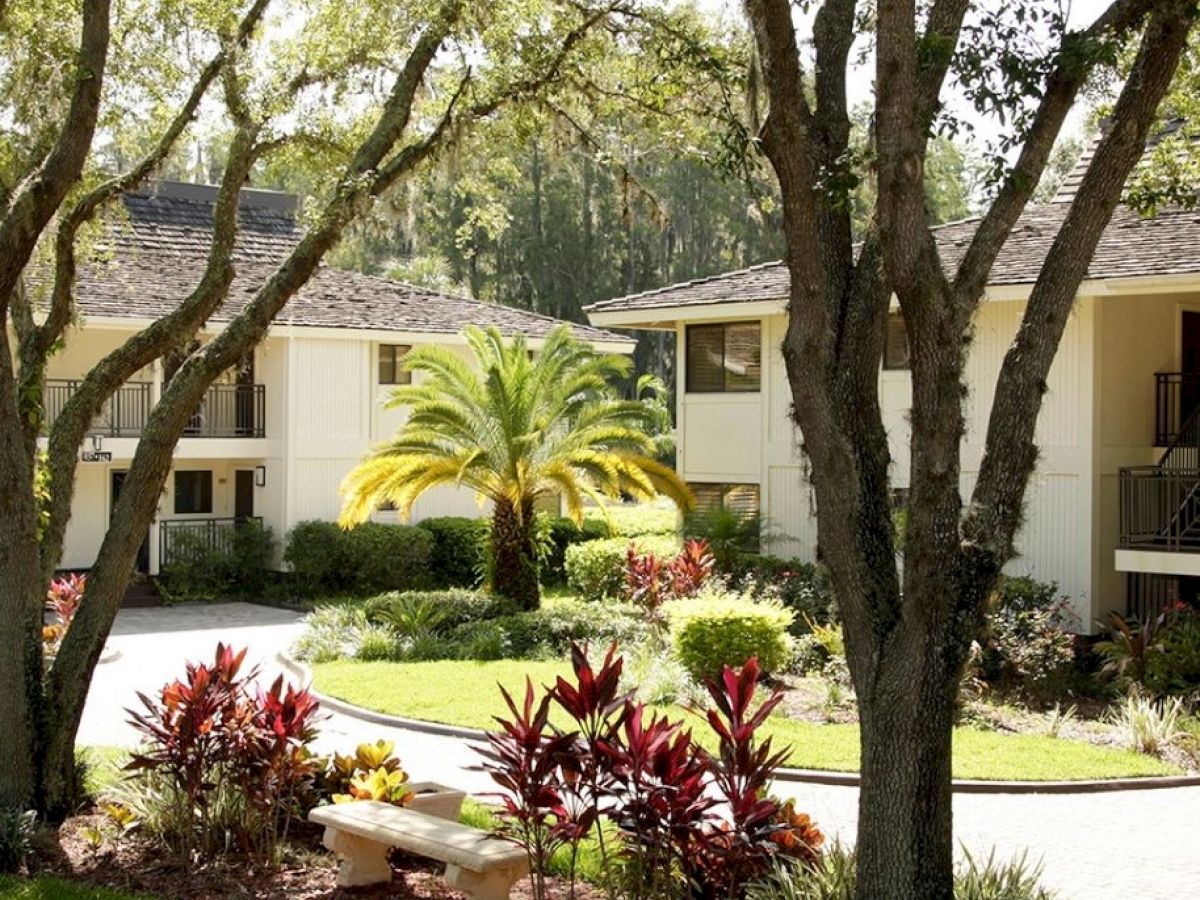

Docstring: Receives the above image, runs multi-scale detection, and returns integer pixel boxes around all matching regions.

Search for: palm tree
[339,324,691,609]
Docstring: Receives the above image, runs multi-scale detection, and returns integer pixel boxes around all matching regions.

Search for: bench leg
[321,825,392,887]
[444,861,529,900]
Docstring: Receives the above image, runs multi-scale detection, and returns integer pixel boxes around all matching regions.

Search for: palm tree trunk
[491,497,540,610]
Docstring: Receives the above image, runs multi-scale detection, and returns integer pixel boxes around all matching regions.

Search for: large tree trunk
[491,497,540,610]
[0,396,44,810]
[854,618,961,899]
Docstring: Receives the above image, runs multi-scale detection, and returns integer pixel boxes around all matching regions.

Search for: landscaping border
[277,653,1200,795]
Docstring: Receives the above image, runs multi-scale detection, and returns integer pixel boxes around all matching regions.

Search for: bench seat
[310,800,528,899]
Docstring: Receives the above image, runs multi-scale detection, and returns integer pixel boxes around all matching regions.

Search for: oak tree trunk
[491,497,540,610]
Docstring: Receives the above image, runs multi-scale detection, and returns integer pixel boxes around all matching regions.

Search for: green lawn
[312,658,1181,781]
[0,876,153,900]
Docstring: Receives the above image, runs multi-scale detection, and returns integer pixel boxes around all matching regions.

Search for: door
[111,471,150,573]
[235,352,256,436]
[234,469,255,522]
[1181,312,1200,429]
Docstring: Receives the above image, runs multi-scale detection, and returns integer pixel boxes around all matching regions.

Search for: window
[685,322,761,393]
[883,313,910,370]
[688,482,761,519]
[688,481,761,551]
[174,470,213,515]
[378,344,412,385]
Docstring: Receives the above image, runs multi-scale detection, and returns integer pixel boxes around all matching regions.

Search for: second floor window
[686,322,761,393]
[883,313,911,370]
[378,344,412,385]
[174,470,213,515]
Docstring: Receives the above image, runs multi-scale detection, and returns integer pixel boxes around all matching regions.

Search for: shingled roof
[587,203,1200,317]
[78,181,626,344]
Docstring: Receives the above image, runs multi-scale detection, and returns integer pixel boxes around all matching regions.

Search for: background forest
[136,5,1087,395]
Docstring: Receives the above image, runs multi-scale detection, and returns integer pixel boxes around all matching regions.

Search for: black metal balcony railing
[1119,466,1200,551]
[159,517,263,569]
[1154,372,1200,447]
[42,380,265,439]
[44,380,152,437]
[183,384,266,438]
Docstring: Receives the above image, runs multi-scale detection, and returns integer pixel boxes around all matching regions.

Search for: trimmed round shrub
[417,517,489,588]
[667,591,794,680]
[565,535,680,602]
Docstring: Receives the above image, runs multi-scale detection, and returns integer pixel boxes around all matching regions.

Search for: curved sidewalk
[80,601,1200,900]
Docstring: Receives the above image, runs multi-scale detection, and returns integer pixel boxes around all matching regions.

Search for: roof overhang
[587,272,1200,331]
[54,315,636,353]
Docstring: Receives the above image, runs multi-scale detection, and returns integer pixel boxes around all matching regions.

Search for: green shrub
[565,535,679,601]
[747,846,1057,900]
[363,589,513,633]
[732,556,838,633]
[417,517,489,587]
[355,625,401,661]
[683,506,763,572]
[284,520,433,594]
[540,516,610,584]
[291,605,368,663]
[1144,614,1200,697]
[584,504,679,537]
[982,577,1078,705]
[283,520,344,589]
[667,589,794,680]
[0,808,35,874]
[158,521,274,602]
[452,599,648,658]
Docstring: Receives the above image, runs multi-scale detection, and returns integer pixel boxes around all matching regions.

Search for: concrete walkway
[80,602,1200,899]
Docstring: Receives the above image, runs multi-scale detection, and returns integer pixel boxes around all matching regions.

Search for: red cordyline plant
[476,677,580,900]
[685,658,791,897]
[624,539,715,623]
[480,642,823,900]
[43,573,86,652]
[126,643,322,862]
[669,539,715,599]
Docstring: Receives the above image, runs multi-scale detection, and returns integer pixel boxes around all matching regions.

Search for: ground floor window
[174,470,213,514]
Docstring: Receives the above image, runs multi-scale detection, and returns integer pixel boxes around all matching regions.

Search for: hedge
[284,520,433,594]
[416,517,489,588]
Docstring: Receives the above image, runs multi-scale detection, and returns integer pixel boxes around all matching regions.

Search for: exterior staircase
[121,575,161,608]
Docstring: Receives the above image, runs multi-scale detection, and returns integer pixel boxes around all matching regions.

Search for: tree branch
[19,0,273,383]
[951,0,1158,314]
[0,0,111,307]
[963,0,1197,585]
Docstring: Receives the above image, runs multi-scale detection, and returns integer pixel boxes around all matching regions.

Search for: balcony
[159,516,263,569]
[44,380,265,439]
[1118,466,1200,551]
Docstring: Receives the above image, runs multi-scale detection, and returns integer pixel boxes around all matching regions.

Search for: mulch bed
[27,811,600,900]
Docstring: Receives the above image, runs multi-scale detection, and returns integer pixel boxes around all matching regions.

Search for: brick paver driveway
[80,602,1200,899]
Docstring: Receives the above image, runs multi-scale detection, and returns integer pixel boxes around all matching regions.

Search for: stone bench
[309,799,529,900]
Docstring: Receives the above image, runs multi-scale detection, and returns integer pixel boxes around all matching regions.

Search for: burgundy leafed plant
[476,677,579,900]
[686,657,789,897]
[669,539,715,599]
[624,544,668,620]
[126,643,322,861]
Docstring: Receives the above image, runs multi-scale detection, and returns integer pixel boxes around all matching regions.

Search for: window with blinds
[883,313,910,370]
[688,481,760,518]
[378,344,412,385]
[685,322,761,392]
